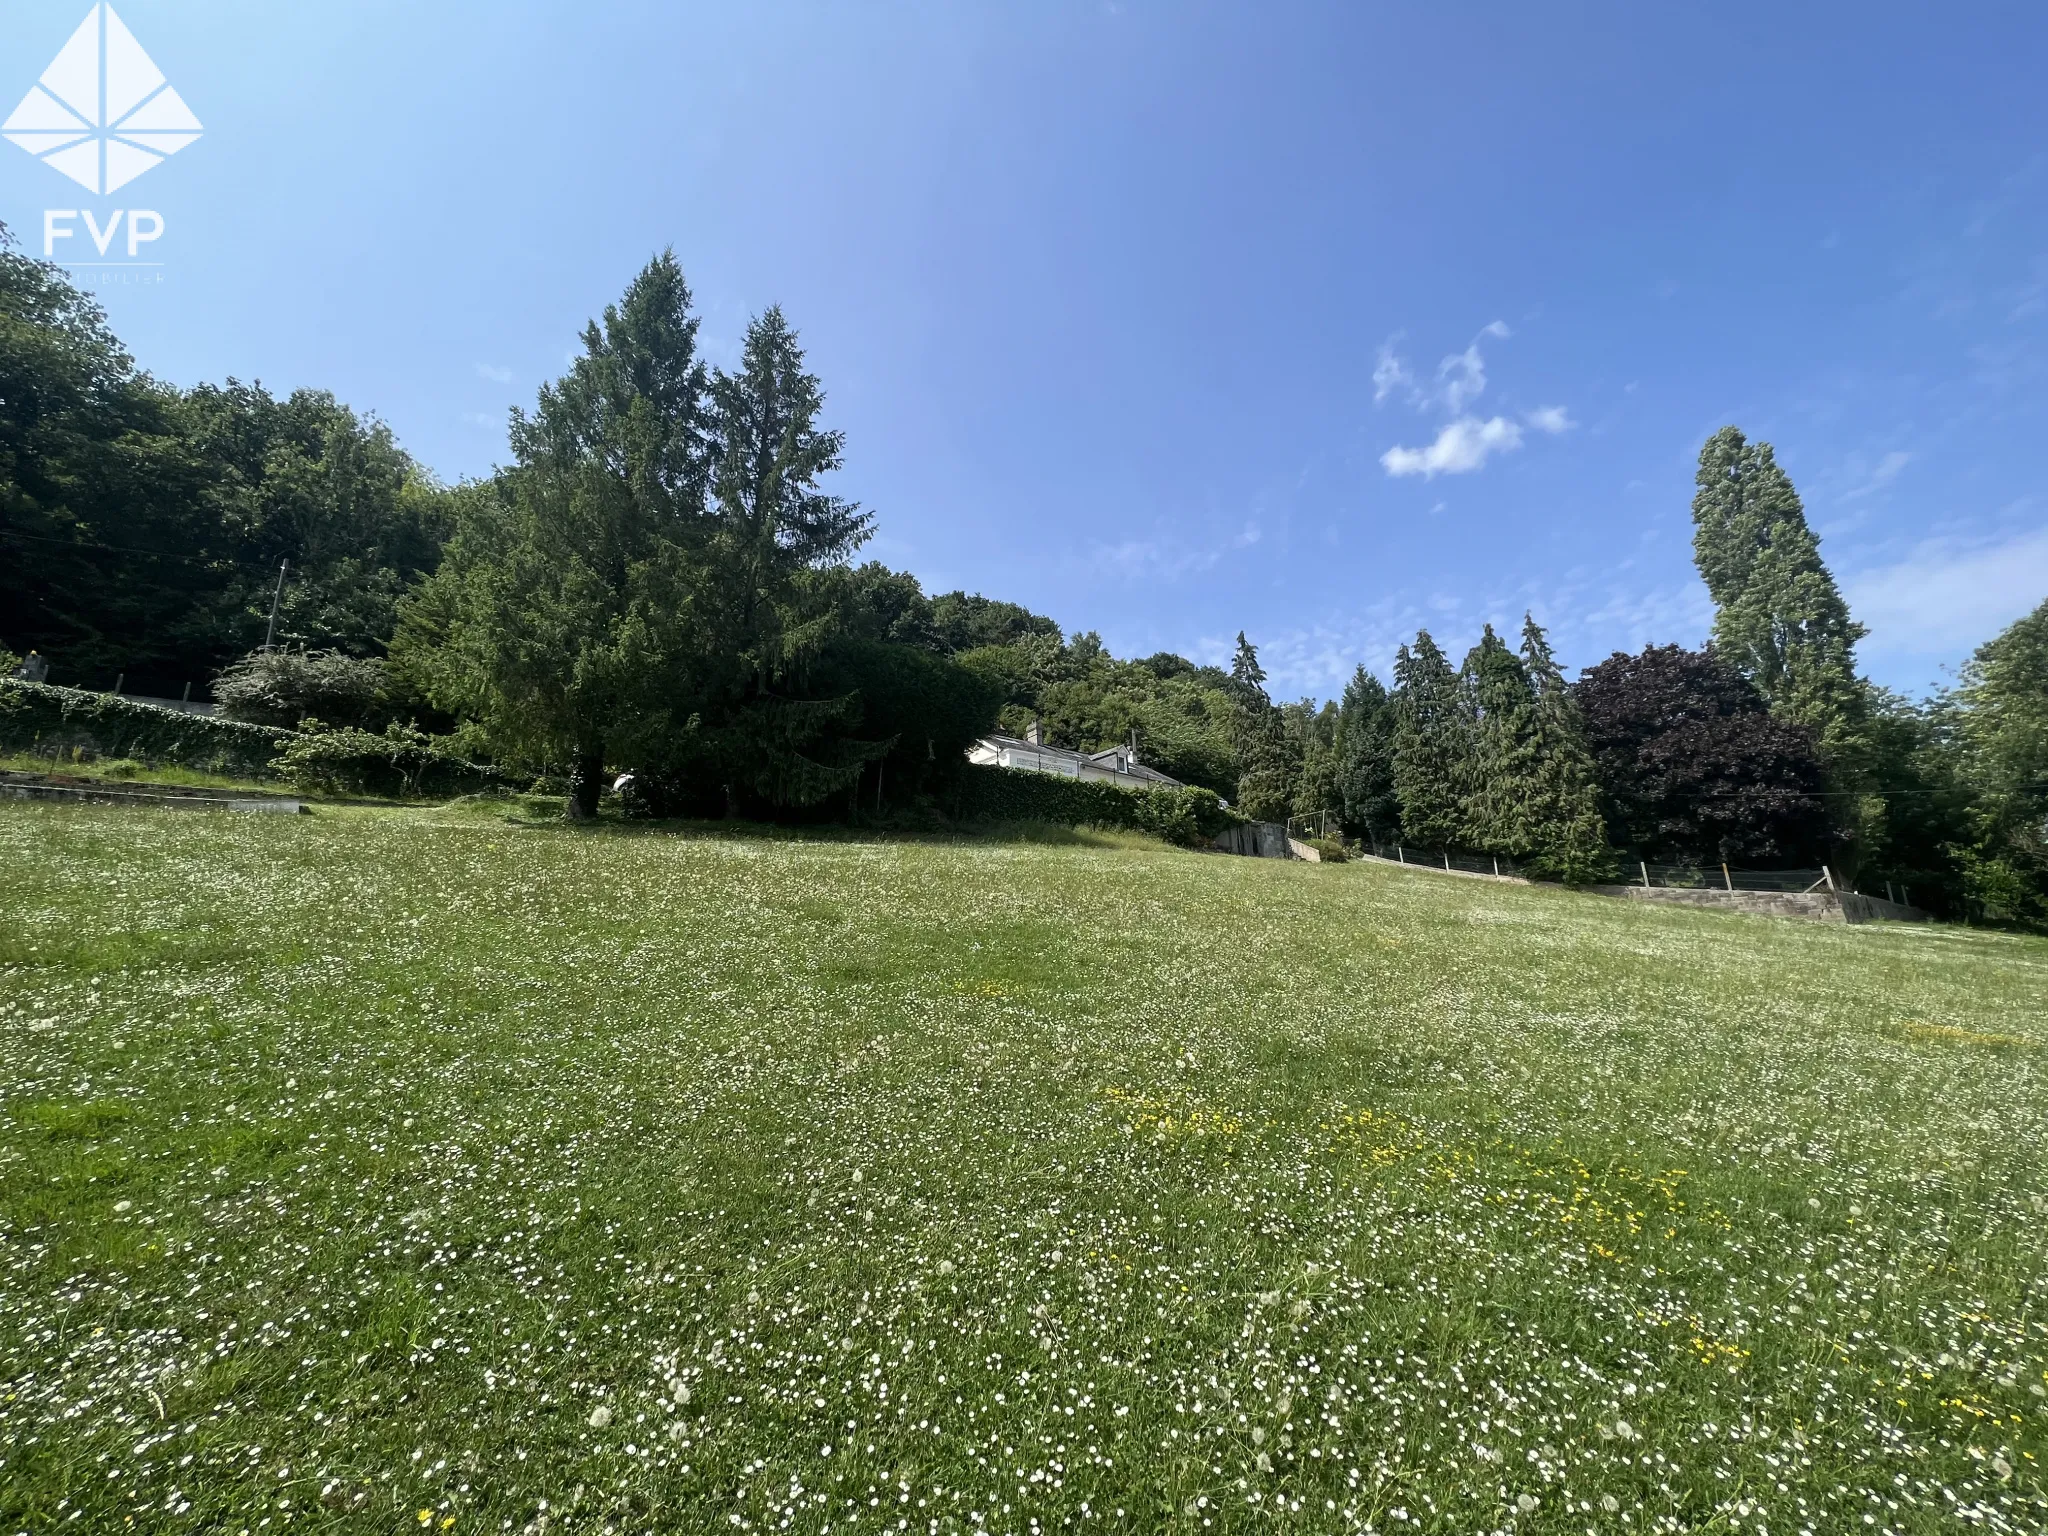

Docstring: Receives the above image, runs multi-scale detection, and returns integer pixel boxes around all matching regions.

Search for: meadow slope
[1,806,2044,1534]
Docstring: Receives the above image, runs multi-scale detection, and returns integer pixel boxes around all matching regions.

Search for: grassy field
[1,805,2044,1535]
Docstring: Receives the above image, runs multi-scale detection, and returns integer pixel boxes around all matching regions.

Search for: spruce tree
[1461,624,1540,855]
[1519,616,1614,883]
[1335,665,1398,840]
[398,251,715,816]
[1390,630,1469,848]
[1289,700,1343,834]
[1226,633,1294,821]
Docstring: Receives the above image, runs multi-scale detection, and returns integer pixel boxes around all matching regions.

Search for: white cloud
[1479,320,1511,340]
[1380,416,1524,478]
[1436,345,1488,413]
[1525,405,1574,434]
[1372,338,1413,403]
[1847,526,2048,667]
[475,362,514,384]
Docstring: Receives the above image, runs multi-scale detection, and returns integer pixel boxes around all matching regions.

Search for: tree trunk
[567,748,604,821]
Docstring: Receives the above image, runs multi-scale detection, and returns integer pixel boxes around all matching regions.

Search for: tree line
[4,234,2043,924]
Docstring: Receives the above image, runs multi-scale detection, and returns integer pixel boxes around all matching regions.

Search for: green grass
[1,805,2044,1535]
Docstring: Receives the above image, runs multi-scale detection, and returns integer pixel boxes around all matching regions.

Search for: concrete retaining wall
[1588,884,1928,924]
[1213,821,1295,859]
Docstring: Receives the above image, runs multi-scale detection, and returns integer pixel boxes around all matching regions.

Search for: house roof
[974,734,1184,789]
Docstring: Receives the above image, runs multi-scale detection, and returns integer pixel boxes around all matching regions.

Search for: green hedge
[269,724,508,799]
[951,762,1236,846]
[0,680,289,777]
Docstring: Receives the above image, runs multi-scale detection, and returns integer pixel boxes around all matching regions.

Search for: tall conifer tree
[1226,632,1294,821]
[1390,630,1468,848]
[1461,624,1540,854]
[1691,427,1867,754]
[1519,615,1614,882]
[1691,426,1881,866]
[1335,665,1398,839]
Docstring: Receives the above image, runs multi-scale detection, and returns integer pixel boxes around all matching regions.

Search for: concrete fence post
[1641,861,1651,889]
[1443,852,1451,871]
[1722,862,1733,892]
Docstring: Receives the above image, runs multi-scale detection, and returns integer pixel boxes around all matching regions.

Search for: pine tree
[1461,624,1540,855]
[1225,633,1294,821]
[398,251,715,817]
[1289,700,1342,834]
[1390,630,1469,848]
[1518,616,1614,883]
[690,306,886,811]
[1335,665,1398,840]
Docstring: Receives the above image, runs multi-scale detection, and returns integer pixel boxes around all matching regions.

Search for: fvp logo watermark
[3,2,201,276]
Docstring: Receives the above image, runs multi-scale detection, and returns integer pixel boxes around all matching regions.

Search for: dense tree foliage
[5,238,2045,916]
[1389,631,1468,848]
[1335,666,1398,839]
[1578,644,1830,867]
[1947,598,2048,924]
[0,229,447,695]
[1690,426,1885,866]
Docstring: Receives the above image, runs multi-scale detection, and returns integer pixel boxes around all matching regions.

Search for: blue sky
[5,3,2045,699]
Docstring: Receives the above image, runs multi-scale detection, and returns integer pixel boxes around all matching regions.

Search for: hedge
[951,762,1237,846]
[0,680,289,777]
[269,725,509,799]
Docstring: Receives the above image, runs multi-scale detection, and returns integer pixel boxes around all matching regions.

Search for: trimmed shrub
[270,722,506,799]
[214,649,391,729]
[951,763,1236,846]
[0,680,288,776]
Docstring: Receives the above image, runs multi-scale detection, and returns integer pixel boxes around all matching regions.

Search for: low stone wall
[1588,885,1929,925]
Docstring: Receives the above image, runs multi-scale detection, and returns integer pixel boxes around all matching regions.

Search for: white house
[967,720,1184,793]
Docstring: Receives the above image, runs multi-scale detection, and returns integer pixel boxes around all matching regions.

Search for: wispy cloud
[1847,525,2048,668]
[1380,416,1523,478]
[1083,521,1263,583]
[475,363,515,384]
[1436,344,1488,413]
[1372,323,1567,478]
[1373,322,1511,414]
[1838,450,1910,502]
[1372,338,1414,404]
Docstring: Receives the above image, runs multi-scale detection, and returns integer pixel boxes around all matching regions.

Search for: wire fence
[1356,839,1525,880]
[1629,862,1828,894]
[1344,841,1915,903]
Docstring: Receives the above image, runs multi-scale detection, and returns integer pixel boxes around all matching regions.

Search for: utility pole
[262,559,289,652]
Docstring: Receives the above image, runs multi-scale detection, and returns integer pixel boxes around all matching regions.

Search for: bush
[950,763,1235,846]
[0,679,289,776]
[270,721,506,799]
[1303,836,1350,862]
[214,649,391,729]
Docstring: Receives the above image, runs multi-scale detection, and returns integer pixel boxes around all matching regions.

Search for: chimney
[1025,718,1043,747]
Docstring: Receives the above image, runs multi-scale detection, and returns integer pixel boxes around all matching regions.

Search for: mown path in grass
[1,806,2044,1535]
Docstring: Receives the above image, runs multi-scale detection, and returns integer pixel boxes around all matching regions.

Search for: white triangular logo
[4,3,202,196]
